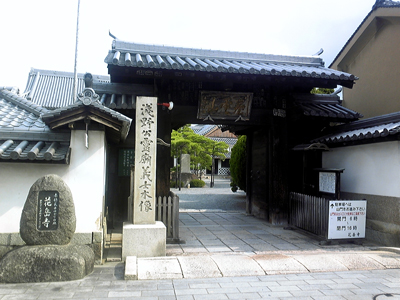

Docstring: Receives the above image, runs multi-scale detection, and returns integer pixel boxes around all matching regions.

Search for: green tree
[230,135,247,192]
[171,125,191,158]
[170,125,228,178]
[311,88,334,94]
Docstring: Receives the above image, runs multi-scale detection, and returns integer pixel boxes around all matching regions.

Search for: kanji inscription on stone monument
[37,191,59,231]
[133,97,157,224]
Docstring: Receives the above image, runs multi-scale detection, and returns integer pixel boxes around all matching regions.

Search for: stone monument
[179,153,196,187]
[180,153,191,173]
[0,174,94,283]
[122,96,166,260]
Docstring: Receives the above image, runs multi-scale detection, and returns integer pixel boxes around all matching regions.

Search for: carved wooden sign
[197,91,253,122]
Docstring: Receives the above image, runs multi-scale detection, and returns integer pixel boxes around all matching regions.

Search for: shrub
[230,135,247,192]
[170,181,184,188]
[230,182,238,192]
[189,179,205,188]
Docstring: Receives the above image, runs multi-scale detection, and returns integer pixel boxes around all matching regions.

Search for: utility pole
[178,148,182,191]
[72,0,80,103]
[210,144,215,188]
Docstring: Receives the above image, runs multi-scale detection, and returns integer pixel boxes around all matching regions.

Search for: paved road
[174,178,246,212]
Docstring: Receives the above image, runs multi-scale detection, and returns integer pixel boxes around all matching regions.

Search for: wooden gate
[290,192,329,239]
[156,191,180,242]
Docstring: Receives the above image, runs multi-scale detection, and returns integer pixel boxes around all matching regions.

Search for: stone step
[109,240,122,246]
[105,247,122,262]
[124,249,400,280]
[111,233,122,240]
[106,233,122,247]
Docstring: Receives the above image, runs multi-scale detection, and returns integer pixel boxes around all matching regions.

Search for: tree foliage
[171,125,229,175]
[311,88,334,94]
[230,135,247,192]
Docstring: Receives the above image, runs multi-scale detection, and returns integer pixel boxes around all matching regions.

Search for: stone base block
[0,244,94,283]
[124,256,138,280]
[122,221,166,260]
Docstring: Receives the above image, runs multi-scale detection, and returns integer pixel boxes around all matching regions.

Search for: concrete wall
[0,130,106,261]
[322,141,400,246]
[332,9,400,119]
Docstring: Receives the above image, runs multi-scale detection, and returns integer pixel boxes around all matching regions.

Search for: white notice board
[319,172,336,194]
[328,200,366,239]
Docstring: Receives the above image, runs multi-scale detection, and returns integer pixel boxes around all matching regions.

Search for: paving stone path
[1,265,400,299]
[2,178,400,298]
[176,178,246,212]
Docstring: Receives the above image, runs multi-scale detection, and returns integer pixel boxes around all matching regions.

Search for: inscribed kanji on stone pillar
[133,97,157,224]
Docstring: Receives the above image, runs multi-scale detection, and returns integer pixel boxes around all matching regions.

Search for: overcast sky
[0,0,377,90]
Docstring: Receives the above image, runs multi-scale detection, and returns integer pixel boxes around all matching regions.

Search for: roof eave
[41,99,132,141]
[330,6,400,70]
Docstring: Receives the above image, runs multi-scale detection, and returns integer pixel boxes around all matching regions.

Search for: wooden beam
[87,107,124,128]
[87,115,121,132]
[48,113,87,129]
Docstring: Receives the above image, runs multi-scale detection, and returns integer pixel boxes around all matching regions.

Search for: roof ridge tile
[0,88,49,117]
[112,40,324,67]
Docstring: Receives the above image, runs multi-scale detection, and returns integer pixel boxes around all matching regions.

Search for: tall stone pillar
[122,97,166,260]
[133,97,158,224]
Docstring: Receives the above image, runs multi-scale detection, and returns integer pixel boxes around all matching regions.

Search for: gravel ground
[173,178,246,212]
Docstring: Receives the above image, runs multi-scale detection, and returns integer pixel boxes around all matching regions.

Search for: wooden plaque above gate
[197,91,253,121]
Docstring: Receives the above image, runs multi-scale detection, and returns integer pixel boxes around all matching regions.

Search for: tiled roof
[0,139,70,163]
[192,124,217,136]
[296,102,361,119]
[208,137,237,146]
[24,69,110,109]
[0,87,68,140]
[24,69,140,110]
[105,40,358,86]
[0,98,47,131]
[373,0,400,9]
[42,97,132,125]
[41,88,132,141]
[98,93,136,109]
[294,94,363,120]
[1,87,49,116]
[313,111,400,145]
[0,88,71,163]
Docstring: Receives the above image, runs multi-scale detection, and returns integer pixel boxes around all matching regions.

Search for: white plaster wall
[322,141,400,197]
[65,130,106,232]
[0,130,106,234]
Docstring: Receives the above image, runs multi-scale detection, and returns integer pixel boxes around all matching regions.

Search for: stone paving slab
[121,211,400,281]
[137,257,182,280]
[209,253,266,277]
[332,253,386,270]
[178,256,222,278]
[128,250,400,280]
[367,252,400,268]
[251,253,309,275]
[2,267,400,299]
[289,253,349,273]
